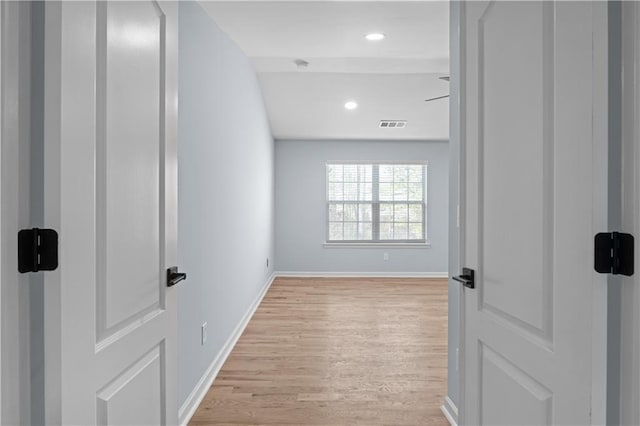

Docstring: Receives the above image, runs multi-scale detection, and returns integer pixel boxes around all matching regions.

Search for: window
[326,162,426,244]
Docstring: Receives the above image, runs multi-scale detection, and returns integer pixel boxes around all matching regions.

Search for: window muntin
[326,162,426,243]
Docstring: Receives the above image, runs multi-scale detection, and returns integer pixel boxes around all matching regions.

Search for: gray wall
[446,0,461,409]
[178,1,275,408]
[275,139,448,274]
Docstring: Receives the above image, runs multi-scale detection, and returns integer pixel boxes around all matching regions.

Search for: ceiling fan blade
[424,94,450,102]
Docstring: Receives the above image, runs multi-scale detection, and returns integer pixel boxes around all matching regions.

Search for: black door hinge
[594,232,634,276]
[18,228,58,273]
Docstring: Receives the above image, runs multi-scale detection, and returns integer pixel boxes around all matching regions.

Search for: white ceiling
[200,1,450,140]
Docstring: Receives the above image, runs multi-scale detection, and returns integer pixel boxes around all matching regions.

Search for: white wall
[275,139,448,275]
[178,0,274,411]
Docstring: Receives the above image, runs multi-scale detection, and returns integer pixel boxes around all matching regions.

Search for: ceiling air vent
[379,120,407,129]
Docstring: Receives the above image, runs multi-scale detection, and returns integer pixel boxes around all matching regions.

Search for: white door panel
[96,346,163,426]
[460,2,607,424]
[44,2,178,424]
[99,0,163,338]
[479,1,552,338]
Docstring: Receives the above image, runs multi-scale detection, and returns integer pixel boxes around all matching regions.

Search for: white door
[42,2,179,424]
[459,2,608,424]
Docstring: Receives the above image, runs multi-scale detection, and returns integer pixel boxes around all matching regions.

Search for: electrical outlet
[383,252,389,261]
[201,322,207,346]
[266,257,269,268]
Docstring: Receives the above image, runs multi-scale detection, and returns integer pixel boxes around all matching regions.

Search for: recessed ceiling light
[365,33,385,41]
[344,101,358,110]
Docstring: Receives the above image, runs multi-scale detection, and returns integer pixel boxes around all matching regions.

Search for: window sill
[323,242,431,249]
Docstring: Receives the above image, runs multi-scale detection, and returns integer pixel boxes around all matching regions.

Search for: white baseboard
[441,396,458,426]
[275,271,448,279]
[178,273,276,426]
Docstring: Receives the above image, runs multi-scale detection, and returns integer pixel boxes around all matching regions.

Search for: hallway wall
[178,0,275,412]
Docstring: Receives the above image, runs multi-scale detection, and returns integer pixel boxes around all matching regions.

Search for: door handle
[167,266,187,287]
[453,267,475,289]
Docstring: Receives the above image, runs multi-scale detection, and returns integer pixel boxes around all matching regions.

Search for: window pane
[359,183,372,200]
[380,182,393,201]
[328,183,343,200]
[380,204,393,222]
[358,222,372,240]
[380,165,394,182]
[344,183,358,200]
[394,183,408,201]
[329,222,343,240]
[409,223,423,240]
[408,165,423,182]
[394,223,408,240]
[329,203,344,221]
[394,204,408,222]
[359,204,372,222]
[408,183,423,201]
[344,223,357,240]
[380,222,393,240]
[359,165,372,182]
[409,204,422,222]
[344,204,357,221]
[394,166,408,182]
[343,164,357,182]
[328,164,343,182]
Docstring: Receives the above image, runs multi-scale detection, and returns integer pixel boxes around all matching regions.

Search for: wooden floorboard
[189,277,449,426]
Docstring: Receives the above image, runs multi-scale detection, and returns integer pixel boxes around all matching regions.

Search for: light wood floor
[190,277,449,426]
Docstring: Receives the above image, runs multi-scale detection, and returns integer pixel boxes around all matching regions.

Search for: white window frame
[325,161,428,246]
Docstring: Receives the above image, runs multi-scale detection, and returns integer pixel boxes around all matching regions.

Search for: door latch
[453,267,475,289]
[167,266,187,287]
